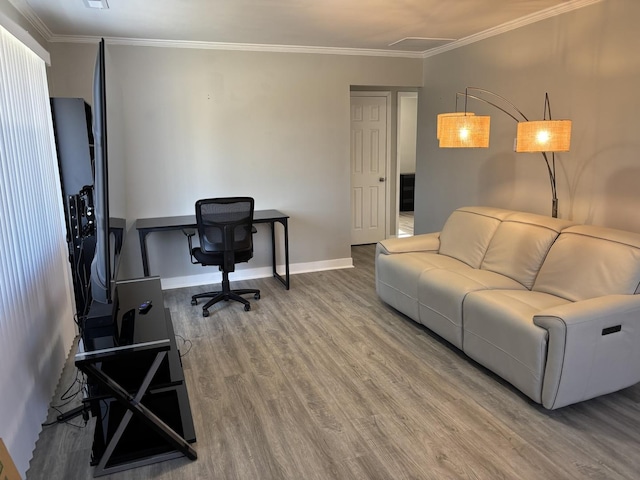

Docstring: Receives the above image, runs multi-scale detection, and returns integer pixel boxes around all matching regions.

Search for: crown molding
[47,35,425,58]
[0,9,49,63]
[9,0,603,59]
[7,0,53,40]
[423,0,604,58]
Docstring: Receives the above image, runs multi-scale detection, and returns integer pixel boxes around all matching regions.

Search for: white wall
[398,92,417,174]
[415,0,640,235]
[47,44,423,283]
[47,42,96,102]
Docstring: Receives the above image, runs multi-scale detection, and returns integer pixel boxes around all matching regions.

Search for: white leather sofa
[375,206,640,409]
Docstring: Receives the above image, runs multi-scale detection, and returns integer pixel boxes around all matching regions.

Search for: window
[0,24,75,477]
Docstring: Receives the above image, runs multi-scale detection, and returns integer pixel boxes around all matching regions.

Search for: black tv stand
[76,277,196,477]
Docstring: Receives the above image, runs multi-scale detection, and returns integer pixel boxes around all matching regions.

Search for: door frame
[396,91,418,237]
[350,91,392,241]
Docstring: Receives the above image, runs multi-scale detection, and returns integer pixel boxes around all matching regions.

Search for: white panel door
[351,94,388,245]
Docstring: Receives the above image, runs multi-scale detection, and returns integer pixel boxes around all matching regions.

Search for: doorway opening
[349,88,418,244]
[397,92,417,237]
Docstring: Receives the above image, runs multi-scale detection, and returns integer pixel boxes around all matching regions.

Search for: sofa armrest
[533,294,640,409]
[376,232,440,256]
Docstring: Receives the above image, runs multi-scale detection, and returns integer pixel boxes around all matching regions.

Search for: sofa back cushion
[533,225,640,301]
[480,212,575,289]
[438,206,511,268]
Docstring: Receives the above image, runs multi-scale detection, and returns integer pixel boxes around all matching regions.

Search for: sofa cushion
[376,252,470,320]
[533,225,640,301]
[417,268,526,348]
[463,289,570,404]
[481,212,575,289]
[438,206,511,268]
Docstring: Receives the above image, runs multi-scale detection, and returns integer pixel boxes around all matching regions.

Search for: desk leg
[269,219,290,290]
[139,229,151,277]
[270,221,277,281]
[283,218,290,289]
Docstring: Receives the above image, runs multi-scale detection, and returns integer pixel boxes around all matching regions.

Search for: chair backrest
[195,197,255,271]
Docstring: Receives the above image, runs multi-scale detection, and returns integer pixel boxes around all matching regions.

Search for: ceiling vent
[388,37,456,52]
[83,0,109,9]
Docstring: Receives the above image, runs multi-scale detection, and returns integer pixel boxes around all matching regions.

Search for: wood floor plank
[27,244,640,479]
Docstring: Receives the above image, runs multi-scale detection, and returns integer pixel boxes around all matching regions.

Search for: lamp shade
[439,114,490,148]
[516,120,572,152]
[437,112,475,139]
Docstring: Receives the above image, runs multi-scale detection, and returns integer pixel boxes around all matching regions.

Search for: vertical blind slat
[0,24,76,478]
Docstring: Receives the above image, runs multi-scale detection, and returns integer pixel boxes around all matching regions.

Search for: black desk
[136,209,290,289]
[77,277,197,477]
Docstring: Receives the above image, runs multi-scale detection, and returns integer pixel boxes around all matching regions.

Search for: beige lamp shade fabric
[439,114,490,148]
[437,112,475,139]
[516,120,572,152]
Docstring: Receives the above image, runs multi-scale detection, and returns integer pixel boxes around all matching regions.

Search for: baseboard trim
[160,257,354,290]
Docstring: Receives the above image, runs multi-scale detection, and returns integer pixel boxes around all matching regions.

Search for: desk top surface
[136,209,288,230]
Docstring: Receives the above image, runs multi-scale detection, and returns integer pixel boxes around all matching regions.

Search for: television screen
[90,38,111,304]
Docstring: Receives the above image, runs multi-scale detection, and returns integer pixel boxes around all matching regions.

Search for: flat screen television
[90,38,115,305]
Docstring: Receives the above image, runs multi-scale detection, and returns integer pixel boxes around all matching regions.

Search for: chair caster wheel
[191,299,197,306]
[202,309,209,317]
[244,304,251,311]
[254,293,260,300]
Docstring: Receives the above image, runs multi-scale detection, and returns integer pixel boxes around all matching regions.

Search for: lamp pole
[452,87,560,218]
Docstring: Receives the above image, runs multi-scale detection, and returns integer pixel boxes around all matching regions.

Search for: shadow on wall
[477,153,516,208]
[603,167,640,233]
[558,138,597,224]
[560,142,639,229]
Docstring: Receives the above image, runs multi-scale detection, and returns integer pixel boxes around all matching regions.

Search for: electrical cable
[175,334,193,358]
[42,350,90,428]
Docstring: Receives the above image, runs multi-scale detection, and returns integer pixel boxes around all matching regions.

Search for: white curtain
[0,24,76,477]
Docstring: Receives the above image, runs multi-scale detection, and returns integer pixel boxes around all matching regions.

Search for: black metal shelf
[76,277,196,477]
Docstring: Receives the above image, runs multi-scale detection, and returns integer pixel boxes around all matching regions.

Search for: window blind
[0,25,75,478]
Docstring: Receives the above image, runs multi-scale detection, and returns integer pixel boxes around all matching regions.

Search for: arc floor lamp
[437,87,572,218]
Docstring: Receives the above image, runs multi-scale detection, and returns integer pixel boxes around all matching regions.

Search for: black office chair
[186,197,261,317]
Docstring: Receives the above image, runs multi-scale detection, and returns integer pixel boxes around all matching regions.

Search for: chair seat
[192,247,253,267]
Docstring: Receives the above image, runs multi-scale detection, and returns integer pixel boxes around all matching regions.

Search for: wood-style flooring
[398,212,414,237]
[27,245,640,479]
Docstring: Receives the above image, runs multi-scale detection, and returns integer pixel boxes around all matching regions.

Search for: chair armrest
[376,232,440,256]
[533,294,640,409]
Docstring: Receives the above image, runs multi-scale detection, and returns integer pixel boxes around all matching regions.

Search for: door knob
[379,177,385,182]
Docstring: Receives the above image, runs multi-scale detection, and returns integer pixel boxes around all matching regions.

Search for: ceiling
[9,0,598,56]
